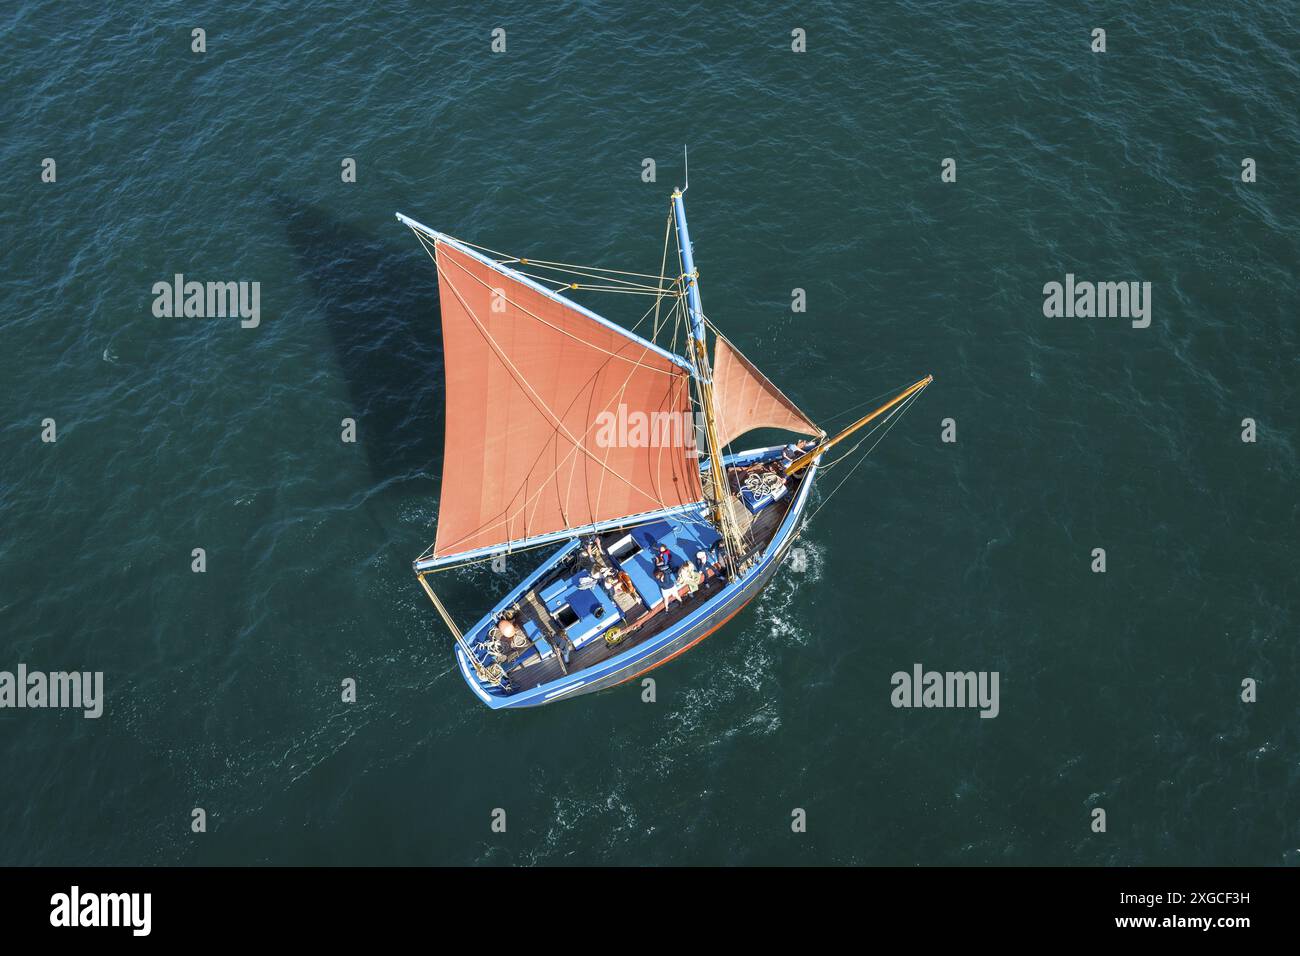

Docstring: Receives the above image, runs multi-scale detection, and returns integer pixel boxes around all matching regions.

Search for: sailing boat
[396,184,931,709]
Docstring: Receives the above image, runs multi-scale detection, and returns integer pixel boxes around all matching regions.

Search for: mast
[671,187,746,575]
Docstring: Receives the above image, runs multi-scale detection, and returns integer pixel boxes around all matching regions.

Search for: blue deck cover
[616,514,722,606]
[520,616,551,661]
[741,482,788,514]
[564,581,619,648]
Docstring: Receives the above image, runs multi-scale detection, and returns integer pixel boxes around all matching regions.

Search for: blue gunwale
[452,445,820,708]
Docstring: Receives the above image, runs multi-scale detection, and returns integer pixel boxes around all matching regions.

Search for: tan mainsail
[430,238,704,561]
[711,334,819,448]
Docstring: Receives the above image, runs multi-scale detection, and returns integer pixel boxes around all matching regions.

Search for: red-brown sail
[711,335,819,448]
[430,238,703,561]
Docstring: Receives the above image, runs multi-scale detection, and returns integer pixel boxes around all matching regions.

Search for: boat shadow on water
[272,193,445,488]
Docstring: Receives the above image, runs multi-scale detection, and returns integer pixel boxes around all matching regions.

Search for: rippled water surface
[1,1,1297,864]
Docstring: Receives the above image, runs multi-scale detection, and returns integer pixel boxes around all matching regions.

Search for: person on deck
[677,561,703,596]
[781,439,818,465]
[709,545,727,580]
[697,546,724,575]
[657,569,683,606]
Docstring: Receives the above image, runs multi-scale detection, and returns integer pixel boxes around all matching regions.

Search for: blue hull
[453,451,819,709]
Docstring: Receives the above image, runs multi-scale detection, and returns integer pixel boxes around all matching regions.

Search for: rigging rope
[801,386,923,529]
[652,211,673,341]
[816,381,920,428]
[511,268,671,294]
[436,232,673,281]
[412,230,676,373]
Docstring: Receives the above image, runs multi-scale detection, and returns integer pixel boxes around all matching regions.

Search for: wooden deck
[506,573,728,691]
[727,493,788,562]
[503,465,803,693]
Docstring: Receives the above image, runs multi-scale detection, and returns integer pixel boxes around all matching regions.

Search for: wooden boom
[784,374,933,475]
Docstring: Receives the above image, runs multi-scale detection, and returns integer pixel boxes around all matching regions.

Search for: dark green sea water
[2,1,1297,865]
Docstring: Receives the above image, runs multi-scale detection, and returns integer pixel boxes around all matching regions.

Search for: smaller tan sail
[711,334,819,449]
